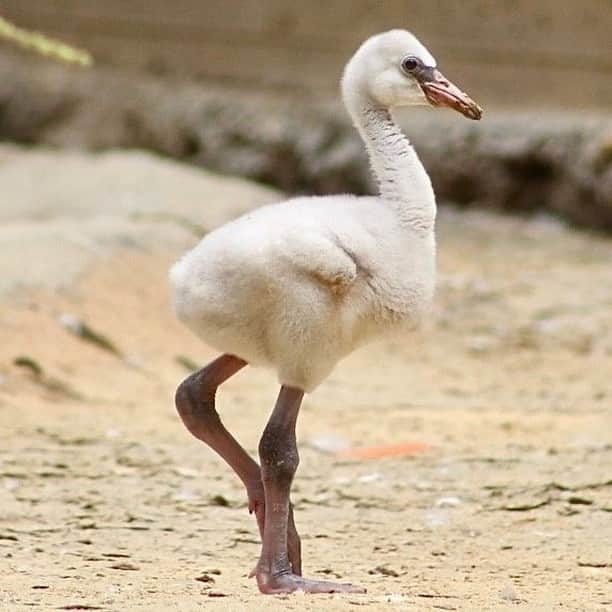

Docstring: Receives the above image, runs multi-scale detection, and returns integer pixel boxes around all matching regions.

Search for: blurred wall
[3,1,612,109]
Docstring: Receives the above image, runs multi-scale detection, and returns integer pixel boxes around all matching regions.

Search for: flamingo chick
[170,29,482,595]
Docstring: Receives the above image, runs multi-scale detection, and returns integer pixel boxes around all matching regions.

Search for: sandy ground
[1,207,611,611]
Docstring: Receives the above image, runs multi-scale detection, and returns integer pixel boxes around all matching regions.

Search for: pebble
[500,583,519,601]
[435,496,462,508]
[308,433,351,454]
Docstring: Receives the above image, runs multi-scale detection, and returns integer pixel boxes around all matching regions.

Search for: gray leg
[255,385,365,595]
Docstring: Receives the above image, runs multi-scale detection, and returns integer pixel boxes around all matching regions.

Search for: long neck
[350,101,436,233]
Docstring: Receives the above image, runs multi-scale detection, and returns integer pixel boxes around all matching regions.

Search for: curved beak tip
[468,103,484,121]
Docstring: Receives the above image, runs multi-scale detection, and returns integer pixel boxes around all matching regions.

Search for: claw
[248,494,264,514]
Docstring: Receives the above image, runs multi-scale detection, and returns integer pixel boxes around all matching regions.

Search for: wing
[280,231,358,294]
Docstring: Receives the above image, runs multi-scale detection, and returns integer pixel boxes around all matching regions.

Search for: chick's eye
[401,57,419,73]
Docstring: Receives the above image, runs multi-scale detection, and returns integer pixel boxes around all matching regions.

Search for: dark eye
[401,56,419,73]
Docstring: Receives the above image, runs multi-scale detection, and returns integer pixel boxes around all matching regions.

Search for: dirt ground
[1,208,611,611]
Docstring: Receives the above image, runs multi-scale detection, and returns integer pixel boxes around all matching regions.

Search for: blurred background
[1,1,612,228]
[1,3,611,610]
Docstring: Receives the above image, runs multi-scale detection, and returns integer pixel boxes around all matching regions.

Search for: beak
[419,69,483,120]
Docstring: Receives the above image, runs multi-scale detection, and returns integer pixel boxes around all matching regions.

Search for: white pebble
[308,433,351,454]
[435,496,462,508]
[500,583,519,601]
[58,312,83,333]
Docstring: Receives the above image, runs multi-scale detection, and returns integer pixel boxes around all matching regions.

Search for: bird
[170,29,482,595]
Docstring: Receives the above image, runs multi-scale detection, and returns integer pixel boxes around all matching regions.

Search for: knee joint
[258,428,299,483]
[174,373,218,433]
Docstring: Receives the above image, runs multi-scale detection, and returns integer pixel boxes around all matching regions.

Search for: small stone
[358,472,382,483]
[368,565,399,577]
[435,496,462,508]
[500,583,519,601]
[210,494,231,507]
[195,573,215,584]
[308,433,351,454]
[110,562,139,571]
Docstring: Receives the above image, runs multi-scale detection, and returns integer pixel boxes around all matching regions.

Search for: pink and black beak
[418,67,483,120]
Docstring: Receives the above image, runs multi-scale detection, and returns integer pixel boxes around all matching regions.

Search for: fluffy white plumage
[170,30,445,391]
